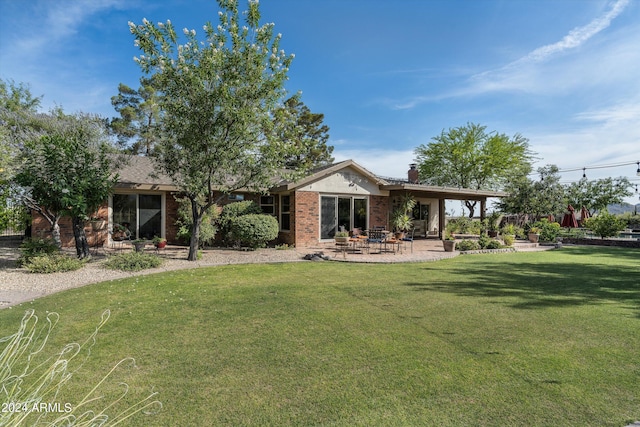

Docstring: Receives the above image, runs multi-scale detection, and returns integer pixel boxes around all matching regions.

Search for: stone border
[459,247,516,255]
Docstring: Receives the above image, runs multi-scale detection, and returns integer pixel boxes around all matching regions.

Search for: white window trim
[318,194,368,241]
[279,194,291,233]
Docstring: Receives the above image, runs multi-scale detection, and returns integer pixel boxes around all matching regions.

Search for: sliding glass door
[320,196,368,239]
[112,193,162,240]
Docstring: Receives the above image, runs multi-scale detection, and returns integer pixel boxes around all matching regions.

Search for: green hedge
[230,214,279,249]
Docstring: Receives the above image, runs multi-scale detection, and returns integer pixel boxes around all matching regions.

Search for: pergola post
[438,198,446,239]
[480,199,486,221]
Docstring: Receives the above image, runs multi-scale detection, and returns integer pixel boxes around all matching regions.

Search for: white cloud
[332,148,416,179]
[9,0,125,54]
[466,0,632,96]
[527,100,640,202]
[513,0,629,65]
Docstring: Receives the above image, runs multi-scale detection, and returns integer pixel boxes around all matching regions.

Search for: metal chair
[401,227,415,253]
[366,228,386,254]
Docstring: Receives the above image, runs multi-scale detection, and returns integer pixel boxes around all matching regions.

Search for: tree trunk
[187,199,202,261]
[465,201,477,218]
[72,216,91,259]
[51,221,62,249]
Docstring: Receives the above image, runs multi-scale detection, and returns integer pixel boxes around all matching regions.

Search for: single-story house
[30,156,507,247]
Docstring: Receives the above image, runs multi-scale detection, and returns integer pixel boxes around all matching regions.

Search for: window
[280,195,291,231]
[112,193,163,240]
[260,195,275,215]
[228,194,244,201]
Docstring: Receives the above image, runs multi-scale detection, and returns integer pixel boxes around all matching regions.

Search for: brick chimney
[408,163,419,184]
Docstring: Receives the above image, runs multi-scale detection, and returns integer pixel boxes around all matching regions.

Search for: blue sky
[1,0,639,205]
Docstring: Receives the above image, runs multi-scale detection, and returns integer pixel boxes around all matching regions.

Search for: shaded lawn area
[1,246,638,426]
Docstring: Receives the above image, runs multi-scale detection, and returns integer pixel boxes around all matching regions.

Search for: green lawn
[1,246,639,426]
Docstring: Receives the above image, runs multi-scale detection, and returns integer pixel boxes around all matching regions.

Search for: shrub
[175,196,218,248]
[502,234,515,246]
[18,238,59,266]
[532,219,561,242]
[468,220,483,235]
[477,234,492,249]
[230,214,279,249]
[583,211,627,238]
[24,253,85,273]
[618,212,640,229]
[218,200,263,245]
[449,217,473,234]
[485,239,502,249]
[457,240,480,251]
[103,252,163,271]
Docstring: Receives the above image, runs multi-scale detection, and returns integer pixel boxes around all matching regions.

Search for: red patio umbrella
[561,204,579,228]
[579,206,590,226]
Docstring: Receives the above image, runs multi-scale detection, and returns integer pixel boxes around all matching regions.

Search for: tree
[14,112,117,258]
[0,79,42,233]
[130,0,307,260]
[278,97,333,169]
[565,177,632,215]
[0,79,42,113]
[583,210,627,238]
[414,122,533,217]
[497,165,566,225]
[109,77,162,155]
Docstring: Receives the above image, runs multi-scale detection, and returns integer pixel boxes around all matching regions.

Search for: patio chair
[401,227,415,253]
[366,228,386,254]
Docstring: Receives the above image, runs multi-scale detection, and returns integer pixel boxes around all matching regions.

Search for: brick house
[31,156,506,248]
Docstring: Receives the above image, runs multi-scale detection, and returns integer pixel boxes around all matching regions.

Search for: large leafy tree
[565,177,632,215]
[109,77,162,155]
[278,96,333,169]
[497,165,566,224]
[415,122,533,217]
[130,0,306,260]
[0,79,42,233]
[14,112,117,258]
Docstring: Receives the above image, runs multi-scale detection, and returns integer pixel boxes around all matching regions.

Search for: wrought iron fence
[0,198,28,238]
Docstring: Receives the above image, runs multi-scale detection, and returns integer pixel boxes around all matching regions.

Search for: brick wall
[369,195,389,229]
[294,191,319,247]
[31,204,109,248]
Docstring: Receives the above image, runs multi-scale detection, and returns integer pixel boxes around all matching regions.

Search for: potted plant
[391,193,416,239]
[334,231,350,243]
[152,236,167,249]
[528,227,540,243]
[391,209,412,240]
[486,212,502,238]
[132,239,147,252]
[442,232,456,252]
[112,223,126,241]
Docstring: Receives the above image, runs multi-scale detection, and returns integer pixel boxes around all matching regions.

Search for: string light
[636,161,640,176]
[582,168,586,179]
